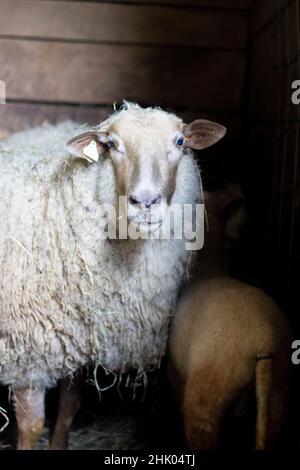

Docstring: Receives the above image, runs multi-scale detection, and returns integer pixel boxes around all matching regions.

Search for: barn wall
[248,0,300,325]
[0,0,251,136]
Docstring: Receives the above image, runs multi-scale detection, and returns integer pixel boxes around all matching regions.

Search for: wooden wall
[0,0,251,136]
[248,0,300,321]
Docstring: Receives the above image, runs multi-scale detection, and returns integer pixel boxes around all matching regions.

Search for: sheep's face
[67,104,226,233]
[103,110,188,232]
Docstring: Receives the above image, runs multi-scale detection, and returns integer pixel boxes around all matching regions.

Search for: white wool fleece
[0,116,201,389]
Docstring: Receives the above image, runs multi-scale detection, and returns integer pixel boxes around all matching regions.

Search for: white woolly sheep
[0,103,226,449]
[167,185,292,450]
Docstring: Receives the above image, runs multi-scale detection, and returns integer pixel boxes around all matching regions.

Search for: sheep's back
[169,277,292,379]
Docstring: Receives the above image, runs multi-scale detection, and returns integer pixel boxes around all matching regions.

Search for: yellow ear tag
[83,140,99,162]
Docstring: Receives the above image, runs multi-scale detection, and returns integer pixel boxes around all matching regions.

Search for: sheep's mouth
[128,214,162,225]
[129,218,163,233]
[140,220,162,228]
[137,221,163,234]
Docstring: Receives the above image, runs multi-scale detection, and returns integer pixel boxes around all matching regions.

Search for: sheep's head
[67,103,226,233]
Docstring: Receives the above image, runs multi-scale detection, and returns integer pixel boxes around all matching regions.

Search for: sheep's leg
[256,356,290,449]
[255,358,273,450]
[14,387,45,450]
[182,363,253,450]
[182,374,224,450]
[50,375,82,450]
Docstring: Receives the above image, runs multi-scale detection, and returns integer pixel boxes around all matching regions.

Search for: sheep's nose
[129,194,162,209]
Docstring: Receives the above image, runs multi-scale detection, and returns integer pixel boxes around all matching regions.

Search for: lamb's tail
[255,355,273,450]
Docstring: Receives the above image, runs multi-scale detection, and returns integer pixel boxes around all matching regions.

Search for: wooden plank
[0,102,240,138]
[0,39,246,111]
[249,21,279,121]
[251,0,276,35]
[275,0,300,124]
[251,0,296,36]
[0,0,247,50]
[250,0,300,121]
[43,0,252,9]
[0,103,112,136]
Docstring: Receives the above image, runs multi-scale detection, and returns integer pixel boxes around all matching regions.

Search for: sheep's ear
[183,120,226,150]
[67,131,108,162]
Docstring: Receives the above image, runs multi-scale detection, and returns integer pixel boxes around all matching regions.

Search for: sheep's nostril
[151,195,162,205]
[129,194,162,208]
[129,195,139,205]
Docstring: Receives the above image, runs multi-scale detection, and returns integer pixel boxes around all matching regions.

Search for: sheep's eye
[176,137,185,147]
[107,140,116,150]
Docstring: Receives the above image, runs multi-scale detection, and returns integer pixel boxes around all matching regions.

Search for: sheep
[167,184,292,450]
[0,102,226,449]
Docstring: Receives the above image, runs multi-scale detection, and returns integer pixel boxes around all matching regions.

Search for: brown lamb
[167,184,292,450]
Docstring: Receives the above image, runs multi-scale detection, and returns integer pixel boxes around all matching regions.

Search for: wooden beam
[251,0,275,35]
[0,102,241,138]
[0,103,111,136]
[42,0,252,9]
[0,0,248,49]
[251,0,296,36]
[249,0,299,121]
[0,39,246,111]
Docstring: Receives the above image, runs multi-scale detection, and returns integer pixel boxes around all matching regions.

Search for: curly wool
[0,116,201,389]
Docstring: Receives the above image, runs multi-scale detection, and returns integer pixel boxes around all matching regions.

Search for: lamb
[0,102,226,449]
[167,184,292,450]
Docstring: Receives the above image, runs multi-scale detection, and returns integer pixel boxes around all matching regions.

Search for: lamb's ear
[67,131,108,162]
[183,120,226,150]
